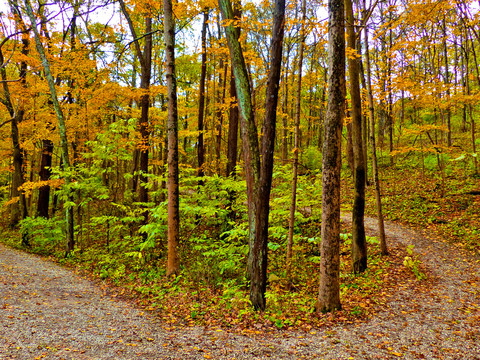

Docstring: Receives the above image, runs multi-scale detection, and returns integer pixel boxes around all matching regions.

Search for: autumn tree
[164,0,180,276]
[317,0,345,313]
[219,0,286,310]
[24,0,74,253]
[345,0,367,273]
[0,0,29,229]
[118,0,152,211]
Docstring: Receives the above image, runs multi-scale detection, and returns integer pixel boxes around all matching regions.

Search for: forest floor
[0,216,479,360]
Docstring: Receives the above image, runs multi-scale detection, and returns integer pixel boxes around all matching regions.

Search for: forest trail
[0,217,479,360]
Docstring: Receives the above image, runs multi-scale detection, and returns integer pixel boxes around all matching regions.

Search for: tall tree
[219,0,285,310]
[345,0,367,273]
[197,9,209,179]
[286,0,306,288]
[363,0,387,255]
[164,0,180,276]
[118,0,152,209]
[317,0,345,313]
[1,0,28,228]
[24,0,74,254]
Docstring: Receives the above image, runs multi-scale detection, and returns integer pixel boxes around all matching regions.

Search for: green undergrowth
[0,162,411,331]
[1,224,403,331]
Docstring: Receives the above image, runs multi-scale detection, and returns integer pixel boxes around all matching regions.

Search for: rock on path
[1,216,479,359]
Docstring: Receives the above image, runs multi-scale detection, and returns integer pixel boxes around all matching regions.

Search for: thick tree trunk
[317,0,344,313]
[345,0,367,274]
[164,0,180,276]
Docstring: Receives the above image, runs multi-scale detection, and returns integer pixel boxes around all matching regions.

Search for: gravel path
[1,217,479,359]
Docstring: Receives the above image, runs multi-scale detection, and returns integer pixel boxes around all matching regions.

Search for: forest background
[0,0,479,329]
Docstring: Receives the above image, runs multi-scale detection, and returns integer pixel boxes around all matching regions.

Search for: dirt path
[1,217,479,359]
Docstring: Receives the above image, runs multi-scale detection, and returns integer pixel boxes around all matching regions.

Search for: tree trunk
[219,0,260,283]
[250,0,286,311]
[0,48,28,227]
[37,140,54,218]
[345,0,367,274]
[164,0,180,276]
[286,0,306,288]
[363,7,387,255]
[198,9,208,179]
[220,0,285,310]
[118,0,152,210]
[317,0,344,313]
[226,69,239,177]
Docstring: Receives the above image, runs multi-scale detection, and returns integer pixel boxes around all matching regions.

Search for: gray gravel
[1,216,479,359]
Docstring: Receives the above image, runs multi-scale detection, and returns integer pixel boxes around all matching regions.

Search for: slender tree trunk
[387,20,394,165]
[220,0,285,310]
[138,17,152,207]
[318,0,344,313]
[363,10,387,255]
[282,46,291,165]
[250,0,286,311]
[346,0,367,274]
[286,0,306,288]
[198,9,208,178]
[219,0,260,283]
[25,0,74,254]
[164,0,180,276]
[216,62,227,173]
[443,17,452,147]
[37,140,54,218]
[225,3,240,179]
[118,0,152,209]
[226,69,239,177]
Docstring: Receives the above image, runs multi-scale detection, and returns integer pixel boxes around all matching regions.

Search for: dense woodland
[0,0,479,326]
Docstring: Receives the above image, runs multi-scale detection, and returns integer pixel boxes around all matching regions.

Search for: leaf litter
[0,214,479,359]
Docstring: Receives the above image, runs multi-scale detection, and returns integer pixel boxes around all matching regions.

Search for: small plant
[403,245,426,280]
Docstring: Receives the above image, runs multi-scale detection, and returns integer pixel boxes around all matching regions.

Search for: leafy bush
[20,216,64,254]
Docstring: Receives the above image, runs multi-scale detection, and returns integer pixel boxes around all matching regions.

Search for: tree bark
[37,140,54,218]
[219,0,260,282]
[345,0,367,274]
[250,0,286,311]
[164,0,180,276]
[198,9,208,179]
[317,0,344,313]
[225,3,240,179]
[220,0,285,310]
